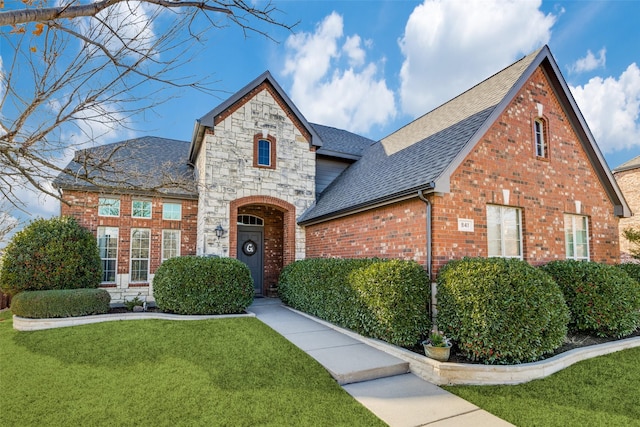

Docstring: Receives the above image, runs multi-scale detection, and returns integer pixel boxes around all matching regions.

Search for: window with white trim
[565,214,589,260]
[130,229,150,282]
[97,227,118,283]
[534,118,548,158]
[487,205,523,259]
[163,202,182,220]
[98,198,120,217]
[162,230,180,261]
[257,139,271,166]
[132,200,152,218]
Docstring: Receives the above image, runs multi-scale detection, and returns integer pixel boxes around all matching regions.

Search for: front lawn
[444,346,640,426]
[0,310,385,426]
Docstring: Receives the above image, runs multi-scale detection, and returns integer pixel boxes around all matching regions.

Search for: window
[487,205,522,258]
[253,133,276,169]
[162,230,180,261]
[237,215,264,226]
[258,139,271,166]
[132,200,152,218]
[98,198,120,217]
[130,229,150,282]
[534,118,547,158]
[565,214,589,261]
[97,227,118,283]
[163,203,182,220]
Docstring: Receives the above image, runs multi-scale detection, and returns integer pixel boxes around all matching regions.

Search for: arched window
[534,118,548,159]
[237,215,264,226]
[253,133,276,169]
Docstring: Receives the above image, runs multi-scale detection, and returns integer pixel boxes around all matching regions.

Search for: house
[613,156,640,262]
[54,45,630,303]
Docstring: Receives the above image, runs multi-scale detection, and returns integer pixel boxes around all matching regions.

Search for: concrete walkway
[248,298,513,427]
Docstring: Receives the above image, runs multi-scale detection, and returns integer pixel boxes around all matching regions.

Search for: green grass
[0,310,385,427]
[444,346,640,427]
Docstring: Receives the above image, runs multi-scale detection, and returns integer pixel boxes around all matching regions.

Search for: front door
[237,227,264,295]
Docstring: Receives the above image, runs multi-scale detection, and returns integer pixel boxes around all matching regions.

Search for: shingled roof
[312,123,376,160]
[613,155,640,173]
[299,45,630,224]
[53,136,197,198]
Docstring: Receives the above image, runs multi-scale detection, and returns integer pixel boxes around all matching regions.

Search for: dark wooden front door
[237,227,264,295]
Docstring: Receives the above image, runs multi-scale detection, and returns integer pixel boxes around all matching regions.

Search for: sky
[3,0,640,236]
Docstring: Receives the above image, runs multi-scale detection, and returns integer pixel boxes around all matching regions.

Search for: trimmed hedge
[153,256,254,315]
[11,288,111,319]
[616,263,640,284]
[0,216,102,297]
[278,258,430,347]
[541,260,640,338]
[437,257,569,364]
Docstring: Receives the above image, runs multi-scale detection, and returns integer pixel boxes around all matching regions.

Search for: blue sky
[5,0,640,228]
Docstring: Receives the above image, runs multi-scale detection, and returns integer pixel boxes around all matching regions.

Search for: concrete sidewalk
[248,298,513,427]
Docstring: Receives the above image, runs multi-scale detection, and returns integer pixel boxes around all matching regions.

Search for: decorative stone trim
[13,311,255,332]
[285,306,640,386]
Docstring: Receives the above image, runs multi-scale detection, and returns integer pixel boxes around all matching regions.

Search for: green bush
[436,257,569,364]
[278,258,430,347]
[616,263,640,284]
[541,260,640,338]
[153,256,254,315]
[11,288,111,318]
[0,217,102,297]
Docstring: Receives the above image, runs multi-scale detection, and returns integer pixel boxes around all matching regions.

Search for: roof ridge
[381,47,543,156]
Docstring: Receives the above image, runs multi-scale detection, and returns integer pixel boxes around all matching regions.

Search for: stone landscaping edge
[12,311,255,331]
[284,306,640,386]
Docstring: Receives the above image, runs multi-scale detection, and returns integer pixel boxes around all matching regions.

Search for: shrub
[541,260,640,338]
[153,256,254,315]
[0,217,102,297]
[616,263,640,284]
[436,257,569,364]
[278,258,430,347]
[11,288,110,318]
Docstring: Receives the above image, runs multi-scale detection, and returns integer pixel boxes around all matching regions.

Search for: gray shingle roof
[311,123,376,160]
[53,136,197,198]
[298,49,541,224]
[613,155,640,173]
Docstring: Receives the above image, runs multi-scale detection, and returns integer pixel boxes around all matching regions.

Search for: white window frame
[162,230,180,261]
[162,203,182,220]
[97,227,118,283]
[257,139,271,166]
[565,214,590,261]
[487,205,523,259]
[130,228,150,282]
[98,198,120,217]
[534,118,546,158]
[132,200,152,219]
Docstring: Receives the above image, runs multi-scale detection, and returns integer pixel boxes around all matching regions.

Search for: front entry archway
[230,196,296,296]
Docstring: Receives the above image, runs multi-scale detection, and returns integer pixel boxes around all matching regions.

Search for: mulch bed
[409,329,640,364]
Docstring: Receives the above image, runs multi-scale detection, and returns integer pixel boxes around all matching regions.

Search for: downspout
[417,189,435,328]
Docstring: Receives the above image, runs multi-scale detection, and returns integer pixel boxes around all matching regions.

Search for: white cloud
[399,0,556,116]
[282,12,396,134]
[570,48,606,74]
[571,63,640,153]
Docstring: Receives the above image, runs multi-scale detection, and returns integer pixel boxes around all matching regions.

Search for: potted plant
[422,330,452,362]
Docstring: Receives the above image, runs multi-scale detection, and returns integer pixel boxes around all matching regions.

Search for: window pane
[564,214,589,260]
[162,230,180,261]
[97,227,118,283]
[486,206,502,257]
[98,198,120,217]
[130,229,150,282]
[132,200,152,218]
[487,205,521,258]
[163,203,181,220]
[258,139,270,166]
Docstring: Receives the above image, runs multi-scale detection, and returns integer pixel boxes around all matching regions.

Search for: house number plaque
[242,240,257,256]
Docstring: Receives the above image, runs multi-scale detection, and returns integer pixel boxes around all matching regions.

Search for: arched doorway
[229,196,296,296]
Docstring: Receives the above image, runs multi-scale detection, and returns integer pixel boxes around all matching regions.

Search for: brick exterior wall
[614,167,640,262]
[60,190,198,302]
[306,66,621,278]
